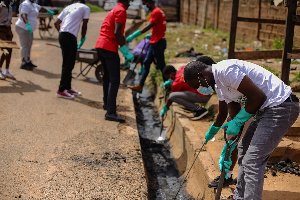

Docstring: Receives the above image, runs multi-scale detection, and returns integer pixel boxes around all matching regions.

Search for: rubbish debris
[265,159,300,177]
[175,47,203,58]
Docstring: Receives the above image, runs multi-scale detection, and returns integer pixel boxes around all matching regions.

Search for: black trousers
[97,48,120,114]
[58,32,77,92]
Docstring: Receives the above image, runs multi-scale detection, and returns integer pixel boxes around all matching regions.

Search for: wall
[180,0,300,47]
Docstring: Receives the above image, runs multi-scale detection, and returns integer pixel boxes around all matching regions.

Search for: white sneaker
[56,90,74,99]
[4,72,16,80]
[0,72,6,80]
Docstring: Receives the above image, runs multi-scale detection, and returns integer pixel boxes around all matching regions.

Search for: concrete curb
[155,93,232,200]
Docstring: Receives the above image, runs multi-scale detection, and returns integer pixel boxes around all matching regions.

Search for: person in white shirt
[15,0,54,70]
[184,58,299,200]
[54,0,90,99]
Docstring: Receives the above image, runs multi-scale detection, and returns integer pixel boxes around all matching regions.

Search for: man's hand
[205,122,221,144]
[145,32,152,39]
[26,23,33,33]
[221,108,254,135]
[163,80,172,88]
[219,141,237,178]
[119,45,134,61]
[160,104,169,117]
[126,30,142,42]
[77,37,86,49]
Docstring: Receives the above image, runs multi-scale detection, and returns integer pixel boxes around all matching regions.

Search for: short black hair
[142,0,154,2]
[162,65,176,76]
[196,56,216,65]
[72,0,85,4]
[184,61,209,82]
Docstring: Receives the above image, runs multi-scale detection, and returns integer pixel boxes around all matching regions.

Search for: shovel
[157,88,169,141]
[123,39,149,86]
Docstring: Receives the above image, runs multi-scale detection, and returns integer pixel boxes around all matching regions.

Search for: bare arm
[237,76,267,114]
[115,22,125,46]
[54,18,61,32]
[39,7,47,12]
[140,22,155,34]
[81,19,89,38]
[21,14,29,24]
[214,100,229,127]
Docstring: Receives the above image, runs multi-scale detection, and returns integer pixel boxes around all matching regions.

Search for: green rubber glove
[160,104,169,117]
[77,37,86,49]
[221,108,254,135]
[26,22,32,33]
[119,45,134,61]
[138,65,144,75]
[126,30,141,42]
[46,9,55,16]
[163,80,172,89]
[145,32,152,39]
[219,141,237,178]
[123,59,130,69]
[205,122,221,144]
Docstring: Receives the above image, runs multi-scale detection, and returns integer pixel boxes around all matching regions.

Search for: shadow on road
[0,80,50,94]
[31,68,61,79]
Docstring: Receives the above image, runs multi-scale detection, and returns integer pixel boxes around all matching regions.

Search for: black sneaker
[191,108,208,120]
[208,175,234,188]
[28,61,37,68]
[20,63,33,71]
[179,106,192,112]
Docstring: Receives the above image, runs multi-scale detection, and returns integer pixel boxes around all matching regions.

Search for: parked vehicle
[104,0,117,11]
[127,0,142,19]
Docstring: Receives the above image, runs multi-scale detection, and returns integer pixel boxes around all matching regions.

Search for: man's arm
[140,22,155,34]
[54,18,61,32]
[21,14,29,24]
[237,76,267,114]
[214,100,229,127]
[115,22,125,46]
[81,19,89,38]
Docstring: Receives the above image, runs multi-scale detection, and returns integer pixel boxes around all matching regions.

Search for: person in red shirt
[95,0,133,123]
[126,0,166,93]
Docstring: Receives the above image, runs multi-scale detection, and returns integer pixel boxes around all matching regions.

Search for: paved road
[0,12,147,199]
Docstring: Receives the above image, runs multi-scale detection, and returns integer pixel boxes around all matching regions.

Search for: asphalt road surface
[0,12,147,199]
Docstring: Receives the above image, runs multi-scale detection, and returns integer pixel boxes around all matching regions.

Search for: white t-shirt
[57,3,90,38]
[212,59,291,109]
[15,0,41,31]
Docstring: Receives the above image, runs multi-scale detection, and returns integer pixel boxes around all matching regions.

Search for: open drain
[132,88,194,200]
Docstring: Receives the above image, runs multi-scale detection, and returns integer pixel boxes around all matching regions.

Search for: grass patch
[262,65,280,77]
[291,72,300,83]
[86,3,105,12]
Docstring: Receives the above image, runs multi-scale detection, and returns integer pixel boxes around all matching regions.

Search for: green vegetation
[262,65,280,77]
[272,38,285,50]
[86,3,105,12]
[291,72,300,83]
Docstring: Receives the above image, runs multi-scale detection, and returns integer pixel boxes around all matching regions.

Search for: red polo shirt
[149,7,166,44]
[172,66,210,97]
[95,3,126,53]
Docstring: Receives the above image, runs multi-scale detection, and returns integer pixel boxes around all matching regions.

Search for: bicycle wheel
[95,64,104,82]
[47,17,55,37]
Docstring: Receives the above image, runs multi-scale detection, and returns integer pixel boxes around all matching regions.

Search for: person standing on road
[54,0,90,99]
[15,0,55,70]
[95,0,132,123]
[184,58,299,200]
[127,0,166,93]
[0,0,15,80]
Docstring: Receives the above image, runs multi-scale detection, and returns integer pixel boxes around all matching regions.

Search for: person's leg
[4,27,13,70]
[15,26,32,69]
[169,91,211,111]
[97,48,109,109]
[58,32,77,92]
[0,27,7,77]
[139,44,154,86]
[152,38,166,75]
[234,102,299,200]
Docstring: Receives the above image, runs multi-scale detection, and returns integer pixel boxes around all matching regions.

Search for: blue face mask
[142,5,149,12]
[197,74,214,95]
[10,1,14,6]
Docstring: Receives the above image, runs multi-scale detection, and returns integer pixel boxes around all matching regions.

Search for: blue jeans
[139,38,166,86]
[233,101,299,200]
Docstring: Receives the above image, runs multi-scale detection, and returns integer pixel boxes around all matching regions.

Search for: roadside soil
[0,12,147,199]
